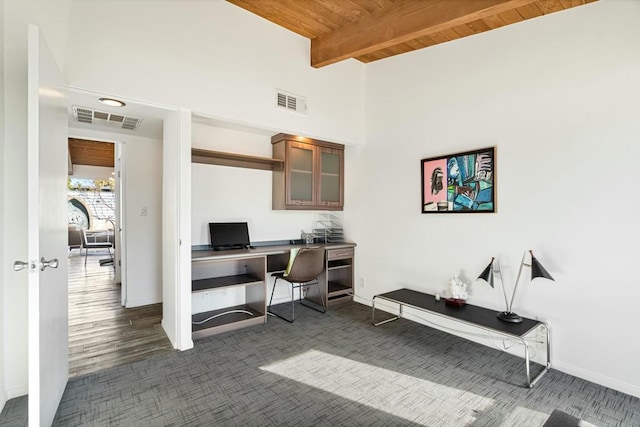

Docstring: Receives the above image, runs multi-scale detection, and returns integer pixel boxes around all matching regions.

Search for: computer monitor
[209,222,250,251]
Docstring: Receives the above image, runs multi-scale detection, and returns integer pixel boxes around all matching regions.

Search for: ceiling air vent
[75,107,93,124]
[275,90,307,115]
[72,106,143,131]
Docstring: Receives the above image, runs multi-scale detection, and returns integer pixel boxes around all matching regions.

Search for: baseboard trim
[161,318,193,351]
[161,318,177,349]
[125,297,161,308]
[6,384,27,399]
[552,361,640,399]
[0,389,7,415]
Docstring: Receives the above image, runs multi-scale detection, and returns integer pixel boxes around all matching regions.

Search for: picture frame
[421,146,495,213]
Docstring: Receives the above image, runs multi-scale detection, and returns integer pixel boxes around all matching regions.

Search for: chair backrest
[285,247,325,283]
[68,225,83,248]
[82,229,113,247]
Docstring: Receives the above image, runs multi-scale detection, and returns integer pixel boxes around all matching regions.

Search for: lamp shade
[477,257,495,288]
[529,251,554,281]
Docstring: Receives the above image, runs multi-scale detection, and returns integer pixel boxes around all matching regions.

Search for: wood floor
[68,251,173,378]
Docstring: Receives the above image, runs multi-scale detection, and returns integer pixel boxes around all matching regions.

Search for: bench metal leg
[372,296,402,326]
[524,323,551,388]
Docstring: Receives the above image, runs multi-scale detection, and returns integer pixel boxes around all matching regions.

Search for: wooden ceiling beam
[311,0,539,68]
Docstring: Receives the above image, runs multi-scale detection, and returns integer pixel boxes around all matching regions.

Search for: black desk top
[375,288,540,338]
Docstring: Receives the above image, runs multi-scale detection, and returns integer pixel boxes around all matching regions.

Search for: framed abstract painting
[421,147,495,213]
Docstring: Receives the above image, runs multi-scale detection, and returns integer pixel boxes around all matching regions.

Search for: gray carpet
[1,302,638,426]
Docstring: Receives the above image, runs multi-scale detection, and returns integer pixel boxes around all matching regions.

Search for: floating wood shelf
[191,148,284,171]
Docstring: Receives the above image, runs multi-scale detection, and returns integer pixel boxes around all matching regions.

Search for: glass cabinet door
[287,142,315,205]
[319,148,343,206]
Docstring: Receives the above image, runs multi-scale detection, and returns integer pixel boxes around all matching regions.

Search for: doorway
[66,137,171,377]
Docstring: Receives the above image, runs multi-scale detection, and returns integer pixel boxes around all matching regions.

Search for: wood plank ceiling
[68,138,114,168]
[227,0,597,68]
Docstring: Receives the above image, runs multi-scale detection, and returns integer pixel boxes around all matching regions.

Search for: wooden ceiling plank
[451,24,476,38]
[311,0,540,68]
[463,19,493,35]
[536,0,565,14]
[413,34,439,48]
[356,51,386,63]
[440,28,464,43]
[515,3,544,19]
[497,9,526,24]
[428,31,454,44]
[559,0,585,7]
[281,0,354,32]
[342,0,388,15]
[226,0,325,38]
[273,0,338,33]
[367,0,398,9]
[313,0,370,25]
[482,14,509,30]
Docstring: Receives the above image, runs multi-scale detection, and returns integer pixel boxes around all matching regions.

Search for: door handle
[40,257,59,271]
[14,260,37,272]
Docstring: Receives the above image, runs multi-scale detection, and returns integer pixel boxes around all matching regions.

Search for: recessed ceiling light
[99,97,126,107]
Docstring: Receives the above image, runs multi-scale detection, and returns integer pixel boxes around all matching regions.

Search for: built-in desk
[372,288,550,388]
[191,242,356,339]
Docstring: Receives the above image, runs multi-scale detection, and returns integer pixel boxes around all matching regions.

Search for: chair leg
[315,281,326,313]
[84,247,88,266]
[268,277,278,311]
[268,277,295,323]
[299,280,327,314]
[290,283,296,322]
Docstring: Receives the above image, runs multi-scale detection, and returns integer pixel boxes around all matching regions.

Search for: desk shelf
[325,248,354,306]
[192,304,266,339]
[192,274,262,292]
[191,256,267,338]
[328,281,353,304]
[328,260,350,270]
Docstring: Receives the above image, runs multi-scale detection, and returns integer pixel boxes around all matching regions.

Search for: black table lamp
[477,250,554,323]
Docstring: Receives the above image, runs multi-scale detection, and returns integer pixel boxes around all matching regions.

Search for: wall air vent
[72,106,143,131]
[275,90,307,115]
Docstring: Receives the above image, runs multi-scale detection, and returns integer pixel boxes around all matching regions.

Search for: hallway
[68,252,172,378]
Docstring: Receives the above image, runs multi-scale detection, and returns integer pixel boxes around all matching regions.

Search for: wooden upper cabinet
[272,133,344,210]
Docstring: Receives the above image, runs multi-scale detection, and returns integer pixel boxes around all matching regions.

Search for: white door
[24,24,69,426]
[115,142,127,305]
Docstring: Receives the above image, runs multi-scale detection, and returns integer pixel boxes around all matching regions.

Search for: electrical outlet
[140,206,147,216]
[359,277,366,289]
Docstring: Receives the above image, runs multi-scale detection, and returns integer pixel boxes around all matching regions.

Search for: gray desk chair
[81,229,114,266]
[268,247,326,322]
[68,225,83,255]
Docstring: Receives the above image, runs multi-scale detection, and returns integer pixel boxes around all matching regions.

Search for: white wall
[2,0,71,400]
[191,123,329,245]
[71,164,113,180]
[69,129,163,308]
[354,0,640,397]
[123,136,163,307]
[63,0,365,146]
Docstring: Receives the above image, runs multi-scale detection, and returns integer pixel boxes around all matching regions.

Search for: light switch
[140,206,147,216]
